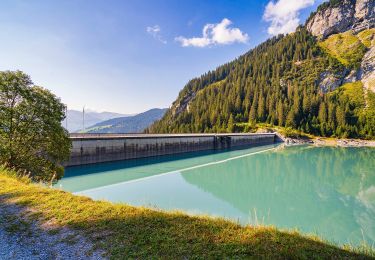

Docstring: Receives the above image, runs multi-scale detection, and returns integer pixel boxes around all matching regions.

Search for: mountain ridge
[83,108,167,133]
[62,110,130,133]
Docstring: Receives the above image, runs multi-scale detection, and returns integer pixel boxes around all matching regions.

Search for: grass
[1,166,374,259]
[357,29,375,48]
[319,31,367,68]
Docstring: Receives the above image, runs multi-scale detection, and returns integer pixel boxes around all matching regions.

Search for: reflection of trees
[182,146,375,244]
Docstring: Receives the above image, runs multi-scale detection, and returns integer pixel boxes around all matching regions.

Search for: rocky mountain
[306,0,374,39]
[82,108,167,133]
[62,110,129,133]
[307,0,374,95]
[149,0,374,139]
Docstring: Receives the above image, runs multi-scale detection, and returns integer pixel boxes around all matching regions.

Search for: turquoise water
[57,145,375,246]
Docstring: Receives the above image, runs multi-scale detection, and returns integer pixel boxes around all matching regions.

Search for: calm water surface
[57,145,375,246]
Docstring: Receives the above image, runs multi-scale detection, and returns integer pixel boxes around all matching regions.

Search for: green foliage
[333,82,365,109]
[0,71,71,182]
[328,82,375,139]
[316,0,352,12]
[319,31,367,68]
[357,28,375,48]
[368,91,375,109]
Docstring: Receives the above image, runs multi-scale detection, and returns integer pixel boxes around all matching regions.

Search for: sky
[0,0,325,114]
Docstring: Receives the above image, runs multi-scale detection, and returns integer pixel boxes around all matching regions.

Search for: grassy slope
[319,31,367,67]
[0,168,374,259]
[357,29,375,48]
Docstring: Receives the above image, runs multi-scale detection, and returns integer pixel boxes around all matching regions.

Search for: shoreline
[283,136,375,147]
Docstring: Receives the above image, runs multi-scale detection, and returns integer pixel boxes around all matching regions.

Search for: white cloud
[175,18,249,47]
[146,25,167,44]
[263,0,315,35]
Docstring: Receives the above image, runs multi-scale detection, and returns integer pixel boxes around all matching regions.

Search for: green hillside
[318,31,367,68]
[149,27,374,139]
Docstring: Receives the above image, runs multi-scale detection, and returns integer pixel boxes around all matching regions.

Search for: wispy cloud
[175,18,249,48]
[263,0,315,35]
[146,25,167,44]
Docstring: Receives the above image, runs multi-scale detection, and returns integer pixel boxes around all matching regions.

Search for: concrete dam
[65,133,278,167]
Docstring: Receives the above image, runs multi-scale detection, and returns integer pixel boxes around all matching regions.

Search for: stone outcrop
[307,0,374,39]
[318,70,348,92]
[171,91,196,117]
[358,44,375,93]
[317,44,375,94]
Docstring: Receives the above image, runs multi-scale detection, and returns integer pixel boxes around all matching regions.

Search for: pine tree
[277,100,284,126]
[227,114,234,133]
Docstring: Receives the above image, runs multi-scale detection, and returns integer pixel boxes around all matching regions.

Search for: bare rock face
[359,45,375,93]
[355,0,375,31]
[307,0,374,39]
[171,91,196,117]
[307,0,355,39]
[318,70,347,93]
[343,69,360,84]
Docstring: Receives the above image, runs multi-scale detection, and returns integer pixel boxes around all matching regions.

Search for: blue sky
[0,0,325,114]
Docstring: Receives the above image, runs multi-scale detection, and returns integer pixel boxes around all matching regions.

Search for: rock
[318,70,347,92]
[279,79,287,88]
[171,91,196,117]
[354,0,375,33]
[307,0,374,39]
[358,44,375,93]
[307,0,355,39]
[343,69,360,84]
[284,137,314,146]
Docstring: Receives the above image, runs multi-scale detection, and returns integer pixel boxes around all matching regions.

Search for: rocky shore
[284,136,375,147]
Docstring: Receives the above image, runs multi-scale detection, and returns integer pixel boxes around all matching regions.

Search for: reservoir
[57,144,375,246]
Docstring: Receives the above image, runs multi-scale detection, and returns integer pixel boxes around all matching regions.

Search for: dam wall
[65,133,277,167]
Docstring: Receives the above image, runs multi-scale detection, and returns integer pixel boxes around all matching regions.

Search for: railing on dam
[65,133,278,167]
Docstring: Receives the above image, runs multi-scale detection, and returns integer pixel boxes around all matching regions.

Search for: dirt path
[0,197,106,260]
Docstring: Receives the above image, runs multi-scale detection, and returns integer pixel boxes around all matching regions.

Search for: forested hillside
[149,0,374,139]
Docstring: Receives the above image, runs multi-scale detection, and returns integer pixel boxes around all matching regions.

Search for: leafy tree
[0,71,71,182]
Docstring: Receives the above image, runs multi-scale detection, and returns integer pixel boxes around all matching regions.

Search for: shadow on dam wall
[64,133,278,167]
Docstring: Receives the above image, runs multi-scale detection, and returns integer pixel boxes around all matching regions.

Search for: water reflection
[182,146,375,245]
[58,144,279,192]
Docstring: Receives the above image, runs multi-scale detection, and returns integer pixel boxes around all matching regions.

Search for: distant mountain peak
[82,108,167,134]
[62,109,130,132]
